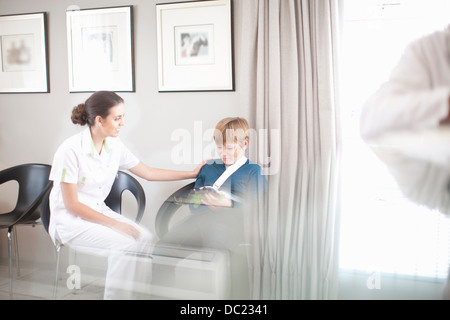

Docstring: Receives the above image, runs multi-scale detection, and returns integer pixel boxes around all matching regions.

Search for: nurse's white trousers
[64,213,153,299]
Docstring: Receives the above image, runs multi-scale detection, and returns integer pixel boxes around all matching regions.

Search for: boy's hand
[201,191,232,208]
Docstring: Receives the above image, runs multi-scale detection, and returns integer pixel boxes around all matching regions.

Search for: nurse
[48,90,204,299]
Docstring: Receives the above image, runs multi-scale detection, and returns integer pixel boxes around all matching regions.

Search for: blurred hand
[439,96,450,125]
[111,221,141,239]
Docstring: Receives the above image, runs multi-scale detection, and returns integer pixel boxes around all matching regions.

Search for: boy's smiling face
[216,139,248,166]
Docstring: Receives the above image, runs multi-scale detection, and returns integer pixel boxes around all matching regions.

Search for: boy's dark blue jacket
[191,158,266,212]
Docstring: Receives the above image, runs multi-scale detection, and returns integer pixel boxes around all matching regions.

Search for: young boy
[191,117,266,210]
[158,118,266,298]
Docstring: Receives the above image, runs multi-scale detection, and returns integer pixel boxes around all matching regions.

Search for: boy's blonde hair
[214,117,250,148]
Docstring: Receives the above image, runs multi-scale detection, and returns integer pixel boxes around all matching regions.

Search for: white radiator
[150,244,230,300]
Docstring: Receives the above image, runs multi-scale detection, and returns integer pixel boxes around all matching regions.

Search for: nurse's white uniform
[49,127,152,299]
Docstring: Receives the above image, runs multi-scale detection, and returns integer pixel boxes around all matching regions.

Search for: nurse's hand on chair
[192,159,208,177]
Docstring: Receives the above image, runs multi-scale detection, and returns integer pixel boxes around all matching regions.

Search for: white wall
[0,0,246,263]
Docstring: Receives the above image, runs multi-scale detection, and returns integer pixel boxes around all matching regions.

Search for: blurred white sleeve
[360,33,450,142]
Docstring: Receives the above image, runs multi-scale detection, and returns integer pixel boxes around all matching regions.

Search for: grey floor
[0,258,159,300]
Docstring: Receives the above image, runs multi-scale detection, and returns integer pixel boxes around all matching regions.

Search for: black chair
[0,163,52,299]
[40,170,146,299]
[154,182,256,299]
[105,171,146,224]
[155,182,195,239]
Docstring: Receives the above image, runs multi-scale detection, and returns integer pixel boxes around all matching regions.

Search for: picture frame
[66,6,134,92]
[0,12,49,93]
[156,0,234,92]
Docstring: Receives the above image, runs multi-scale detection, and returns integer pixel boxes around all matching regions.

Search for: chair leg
[7,227,13,300]
[53,243,61,300]
[12,226,20,277]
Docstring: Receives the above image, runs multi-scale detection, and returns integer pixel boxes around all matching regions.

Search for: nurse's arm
[129,161,204,181]
[60,182,140,239]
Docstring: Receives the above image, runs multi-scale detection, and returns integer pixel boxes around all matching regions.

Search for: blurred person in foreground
[360,26,450,299]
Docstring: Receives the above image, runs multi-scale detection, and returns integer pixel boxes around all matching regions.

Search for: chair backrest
[0,163,52,223]
[41,171,146,234]
[155,182,195,238]
[104,171,146,223]
[40,182,52,233]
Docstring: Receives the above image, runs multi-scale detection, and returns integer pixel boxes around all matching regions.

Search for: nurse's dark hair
[71,91,124,126]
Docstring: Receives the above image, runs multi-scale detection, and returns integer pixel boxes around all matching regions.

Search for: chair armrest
[155,182,195,239]
[0,166,15,185]
[13,181,53,225]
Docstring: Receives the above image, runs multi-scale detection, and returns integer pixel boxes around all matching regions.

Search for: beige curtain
[235,0,342,299]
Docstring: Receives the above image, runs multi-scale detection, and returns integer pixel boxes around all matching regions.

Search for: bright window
[339,0,450,279]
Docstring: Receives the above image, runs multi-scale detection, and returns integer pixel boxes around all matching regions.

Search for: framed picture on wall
[0,12,49,93]
[66,6,134,92]
[156,0,234,92]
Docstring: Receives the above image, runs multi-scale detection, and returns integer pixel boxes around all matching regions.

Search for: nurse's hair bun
[71,103,88,125]
[71,91,124,127]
